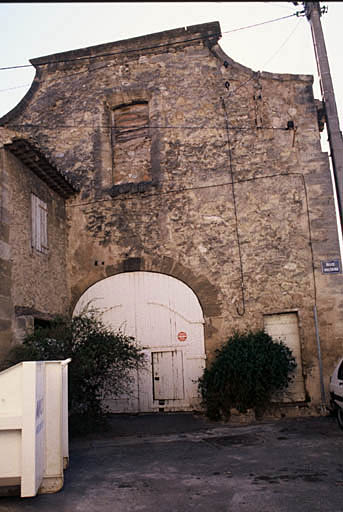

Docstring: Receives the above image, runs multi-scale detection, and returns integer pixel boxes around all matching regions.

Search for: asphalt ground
[0,413,342,512]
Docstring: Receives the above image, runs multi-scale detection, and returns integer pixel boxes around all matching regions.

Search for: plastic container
[0,359,70,497]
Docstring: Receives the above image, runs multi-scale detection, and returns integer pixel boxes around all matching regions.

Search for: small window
[31,193,48,253]
[112,101,151,185]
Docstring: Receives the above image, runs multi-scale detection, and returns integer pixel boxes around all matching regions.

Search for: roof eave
[4,138,77,199]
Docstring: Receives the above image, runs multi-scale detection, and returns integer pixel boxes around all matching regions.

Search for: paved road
[0,413,342,512]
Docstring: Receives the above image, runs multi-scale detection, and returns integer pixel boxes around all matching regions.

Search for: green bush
[198,330,296,420]
[4,311,144,435]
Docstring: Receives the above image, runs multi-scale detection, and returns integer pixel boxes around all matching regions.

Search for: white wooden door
[152,351,184,400]
[264,312,306,402]
[73,272,205,412]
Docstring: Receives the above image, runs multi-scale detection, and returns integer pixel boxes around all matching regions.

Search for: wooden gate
[74,272,205,412]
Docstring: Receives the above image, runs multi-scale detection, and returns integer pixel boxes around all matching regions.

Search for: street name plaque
[320,259,341,274]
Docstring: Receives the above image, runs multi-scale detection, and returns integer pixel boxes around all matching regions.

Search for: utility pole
[295,2,342,414]
[301,2,343,233]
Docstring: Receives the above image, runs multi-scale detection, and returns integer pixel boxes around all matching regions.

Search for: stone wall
[1,22,342,409]
[0,134,70,357]
[0,148,13,359]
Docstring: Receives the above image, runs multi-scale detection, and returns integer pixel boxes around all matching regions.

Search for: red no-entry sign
[177,331,187,342]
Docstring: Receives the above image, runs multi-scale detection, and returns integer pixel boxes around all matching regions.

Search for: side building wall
[0,142,70,359]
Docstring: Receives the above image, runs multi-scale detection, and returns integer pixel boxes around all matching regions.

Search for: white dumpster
[0,359,70,497]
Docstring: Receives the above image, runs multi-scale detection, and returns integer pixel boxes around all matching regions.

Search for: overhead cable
[3,122,314,132]
[0,11,301,72]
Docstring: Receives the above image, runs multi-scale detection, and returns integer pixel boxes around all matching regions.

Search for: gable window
[112,101,152,185]
[31,193,48,253]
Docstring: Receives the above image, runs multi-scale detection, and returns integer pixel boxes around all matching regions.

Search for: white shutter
[31,194,48,253]
[31,193,38,250]
[38,199,48,253]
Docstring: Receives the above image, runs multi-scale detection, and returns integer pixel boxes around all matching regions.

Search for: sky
[0,1,342,124]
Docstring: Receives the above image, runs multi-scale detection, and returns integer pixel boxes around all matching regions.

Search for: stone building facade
[0,22,342,413]
[0,132,75,360]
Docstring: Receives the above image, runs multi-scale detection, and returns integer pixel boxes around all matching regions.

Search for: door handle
[154,377,160,381]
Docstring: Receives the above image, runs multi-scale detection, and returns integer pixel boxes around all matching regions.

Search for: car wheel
[337,408,343,430]
[330,398,338,414]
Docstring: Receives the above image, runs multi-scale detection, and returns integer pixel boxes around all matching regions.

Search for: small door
[264,312,306,402]
[152,351,184,400]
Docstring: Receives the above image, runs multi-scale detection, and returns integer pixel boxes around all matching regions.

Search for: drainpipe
[313,305,327,414]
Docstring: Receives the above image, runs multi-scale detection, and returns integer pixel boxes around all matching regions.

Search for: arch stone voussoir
[71,254,222,321]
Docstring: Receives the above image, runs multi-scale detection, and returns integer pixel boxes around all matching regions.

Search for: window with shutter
[112,101,152,185]
[31,193,48,254]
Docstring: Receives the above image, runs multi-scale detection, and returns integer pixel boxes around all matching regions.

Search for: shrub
[4,311,144,435]
[198,330,296,420]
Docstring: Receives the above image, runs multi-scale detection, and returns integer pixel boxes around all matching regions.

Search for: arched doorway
[73,272,206,413]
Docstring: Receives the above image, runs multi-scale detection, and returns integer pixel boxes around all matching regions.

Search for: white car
[329,357,343,429]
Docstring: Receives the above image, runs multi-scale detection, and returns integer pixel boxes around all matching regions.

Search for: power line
[0,60,111,94]
[3,122,314,132]
[222,11,300,35]
[0,34,218,72]
[221,95,245,316]
[261,16,302,69]
[0,12,301,73]
[225,15,303,97]
[65,163,318,313]
[0,11,305,123]
[0,11,302,103]
[66,172,301,206]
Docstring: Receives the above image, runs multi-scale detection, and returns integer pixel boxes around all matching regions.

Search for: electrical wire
[67,171,318,309]
[0,59,122,95]
[0,11,303,105]
[2,121,316,132]
[221,95,246,317]
[0,11,319,316]
[225,16,303,98]
[66,172,298,206]
[222,12,299,34]
[0,12,301,73]
[0,33,219,72]
[261,15,302,69]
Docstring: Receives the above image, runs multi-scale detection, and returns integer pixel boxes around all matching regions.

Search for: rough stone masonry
[0,21,342,414]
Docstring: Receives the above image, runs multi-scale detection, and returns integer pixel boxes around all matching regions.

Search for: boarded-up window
[31,193,48,254]
[112,102,151,185]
